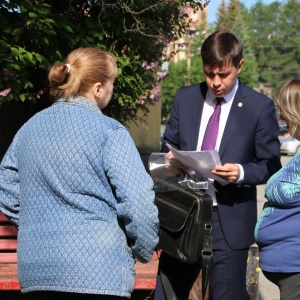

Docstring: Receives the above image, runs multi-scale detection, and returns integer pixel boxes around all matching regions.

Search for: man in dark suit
[154,31,282,299]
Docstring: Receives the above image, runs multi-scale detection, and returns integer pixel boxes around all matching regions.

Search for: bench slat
[0,253,17,264]
[134,278,157,290]
[0,225,18,237]
[0,239,18,251]
[0,213,9,222]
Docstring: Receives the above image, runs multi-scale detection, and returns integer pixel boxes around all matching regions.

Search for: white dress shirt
[196,80,244,204]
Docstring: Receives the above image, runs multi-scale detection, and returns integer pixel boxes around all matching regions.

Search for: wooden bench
[0,212,19,290]
[0,211,258,300]
[0,212,159,292]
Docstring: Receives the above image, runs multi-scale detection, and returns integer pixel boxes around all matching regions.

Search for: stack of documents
[166,143,222,181]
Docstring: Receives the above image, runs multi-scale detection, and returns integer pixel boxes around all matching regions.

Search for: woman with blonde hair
[0,48,159,299]
[255,77,300,299]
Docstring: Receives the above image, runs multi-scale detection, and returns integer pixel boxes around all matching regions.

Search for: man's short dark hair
[201,31,243,68]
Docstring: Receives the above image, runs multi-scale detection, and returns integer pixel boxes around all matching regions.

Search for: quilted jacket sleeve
[102,127,159,263]
[0,130,21,227]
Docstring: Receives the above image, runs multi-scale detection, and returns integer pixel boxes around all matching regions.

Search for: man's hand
[165,151,193,174]
[165,151,187,169]
[165,151,175,162]
[211,163,240,183]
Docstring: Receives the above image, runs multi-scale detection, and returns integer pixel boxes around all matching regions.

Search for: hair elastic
[65,64,71,73]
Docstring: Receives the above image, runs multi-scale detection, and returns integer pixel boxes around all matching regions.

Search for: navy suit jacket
[162,81,281,249]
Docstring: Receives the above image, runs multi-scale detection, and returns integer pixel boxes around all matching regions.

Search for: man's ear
[237,59,244,74]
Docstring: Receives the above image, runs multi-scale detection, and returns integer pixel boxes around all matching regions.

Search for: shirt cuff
[236,164,244,182]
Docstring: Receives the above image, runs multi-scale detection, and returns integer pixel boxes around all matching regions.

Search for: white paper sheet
[166,143,224,181]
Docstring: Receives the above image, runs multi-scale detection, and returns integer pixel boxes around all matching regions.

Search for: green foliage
[0,0,76,105]
[189,28,206,85]
[161,60,186,123]
[244,0,300,95]
[0,0,209,124]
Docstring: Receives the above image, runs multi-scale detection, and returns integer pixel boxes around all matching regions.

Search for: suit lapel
[218,84,247,159]
[190,83,208,150]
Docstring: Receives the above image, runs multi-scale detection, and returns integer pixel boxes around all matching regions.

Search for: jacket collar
[54,96,102,114]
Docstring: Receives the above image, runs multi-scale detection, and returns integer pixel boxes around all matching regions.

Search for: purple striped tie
[201,98,223,151]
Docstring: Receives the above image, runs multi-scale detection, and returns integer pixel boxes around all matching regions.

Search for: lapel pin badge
[238,102,243,107]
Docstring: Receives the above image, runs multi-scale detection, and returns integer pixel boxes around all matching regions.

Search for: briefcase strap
[202,222,213,299]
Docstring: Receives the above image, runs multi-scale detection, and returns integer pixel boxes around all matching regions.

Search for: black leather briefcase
[155,188,213,264]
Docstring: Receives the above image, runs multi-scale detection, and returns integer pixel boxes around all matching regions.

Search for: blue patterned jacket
[0,97,159,297]
[255,152,300,272]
